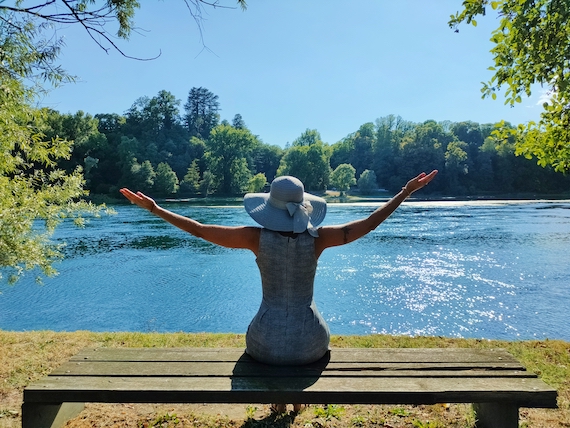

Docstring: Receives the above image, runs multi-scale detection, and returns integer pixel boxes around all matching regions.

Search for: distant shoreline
[91,191,570,206]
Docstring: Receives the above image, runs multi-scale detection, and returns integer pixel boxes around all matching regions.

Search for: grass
[0,331,568,427]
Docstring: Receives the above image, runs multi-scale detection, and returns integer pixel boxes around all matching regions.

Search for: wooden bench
[22,347,557,428]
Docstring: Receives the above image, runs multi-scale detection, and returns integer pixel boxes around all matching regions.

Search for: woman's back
[245,229,330,365]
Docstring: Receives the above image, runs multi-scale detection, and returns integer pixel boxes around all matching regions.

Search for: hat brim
[244,192,327,232]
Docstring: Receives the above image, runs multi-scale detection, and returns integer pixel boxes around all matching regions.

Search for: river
[1,199,569,341]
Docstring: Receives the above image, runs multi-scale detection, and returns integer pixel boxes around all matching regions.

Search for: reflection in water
[1,200,569,341]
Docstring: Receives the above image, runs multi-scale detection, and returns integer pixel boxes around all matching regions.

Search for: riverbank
[89,188,570,206]
[0,331,568,427]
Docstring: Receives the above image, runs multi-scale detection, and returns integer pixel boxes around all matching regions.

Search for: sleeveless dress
[245,229,330,365]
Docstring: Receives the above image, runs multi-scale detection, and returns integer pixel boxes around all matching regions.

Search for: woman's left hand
[119,188,157,212]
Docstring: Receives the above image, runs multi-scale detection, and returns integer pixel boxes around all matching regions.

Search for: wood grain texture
[25,347,557,408]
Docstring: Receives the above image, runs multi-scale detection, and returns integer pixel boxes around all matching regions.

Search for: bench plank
[52,361,533,378]
[70,347,522,364]
[24,374,556,406]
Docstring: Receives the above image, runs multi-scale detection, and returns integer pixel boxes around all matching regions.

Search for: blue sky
[40,0,546,147]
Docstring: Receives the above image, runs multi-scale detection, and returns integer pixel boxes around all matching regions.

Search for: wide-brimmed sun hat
[244,176,327,237]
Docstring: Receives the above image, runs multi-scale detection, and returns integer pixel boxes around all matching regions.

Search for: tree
[0,77,97,283]
[393,120,447,192]
[450,0,570,172]
[349,123,375,176]
[358,169,377,195]
[292,129,324,147]
[250,143,283,182]
[125,90,182,136]
[205,124,257,194]
[199,170,215,196]
[444,139,469,194]
[43,110,108,179]
[184,87,220,140]
[123,90,190,177]
[330,136,353,170]
[232,113,247,129]
[133,160,156,194]
[372,115,413,189]
[248,173,267,192]
[330,164,356,196]
[90,113,125,193]
[277,141,331,191]
[0,2,110,283]
[0,0,246,282]
[153,162,179,196]
[180,160,201,195]
[0,1,247,63]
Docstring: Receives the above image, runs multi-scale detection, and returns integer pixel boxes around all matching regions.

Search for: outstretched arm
[315,170,437,258]
[120,188,260,254]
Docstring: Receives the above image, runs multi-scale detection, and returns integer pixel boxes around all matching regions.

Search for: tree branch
[0,0,246,60]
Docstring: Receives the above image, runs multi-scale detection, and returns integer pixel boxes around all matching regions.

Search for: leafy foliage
[205,124,258,194]
[39,95,570,200]
[0,0,249,283]
[449,0,570,172]
[277,143,331,191]
[184,87,220,140]
[154,162,179,196]
[0,0,248,60]
[180,160,201,195]
[248,173,267,192]
[357,169,377,195]
[330,163,356,195]
[0,76,100,283]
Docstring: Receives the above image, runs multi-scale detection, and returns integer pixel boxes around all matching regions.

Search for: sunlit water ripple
[1,199,569,341]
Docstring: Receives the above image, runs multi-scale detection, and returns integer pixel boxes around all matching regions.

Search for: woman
[120,170,437,412]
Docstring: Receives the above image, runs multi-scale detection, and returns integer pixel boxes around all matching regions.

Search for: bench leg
[22,402,85,428]
[473,402,519,428]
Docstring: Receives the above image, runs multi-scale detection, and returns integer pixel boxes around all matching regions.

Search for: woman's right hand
[119,188,158,213]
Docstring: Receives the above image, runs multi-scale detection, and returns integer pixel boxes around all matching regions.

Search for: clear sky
[40,0,545,147]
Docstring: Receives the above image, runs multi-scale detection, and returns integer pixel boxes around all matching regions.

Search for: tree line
[46,87,570,198]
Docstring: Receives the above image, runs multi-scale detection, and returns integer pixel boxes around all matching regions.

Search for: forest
[45,86,570,199]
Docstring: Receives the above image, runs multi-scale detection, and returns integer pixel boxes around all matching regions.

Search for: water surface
[1,199,569,341]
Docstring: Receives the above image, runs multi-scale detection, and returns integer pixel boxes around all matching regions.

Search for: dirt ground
[1,389,563,428]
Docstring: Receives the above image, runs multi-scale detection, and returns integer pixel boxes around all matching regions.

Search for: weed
[147,412,179,427]
[412,419,444,428]
[313,404,345,420]
[465,405,477,427]
[245,405,258,420]
[389,407,411,417]
[350,414,366,426]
